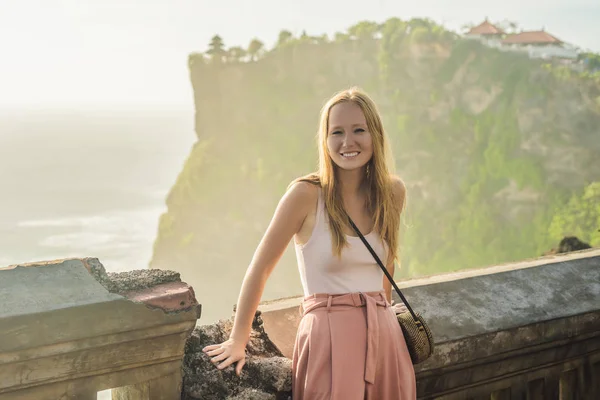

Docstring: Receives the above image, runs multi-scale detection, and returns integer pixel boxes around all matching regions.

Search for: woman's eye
[331,130,342,135]
[355,128,365,133]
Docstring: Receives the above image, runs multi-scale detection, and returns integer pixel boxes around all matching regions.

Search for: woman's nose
[342,133,353,147]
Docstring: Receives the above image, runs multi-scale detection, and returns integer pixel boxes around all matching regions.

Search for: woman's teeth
[342,152,359,158]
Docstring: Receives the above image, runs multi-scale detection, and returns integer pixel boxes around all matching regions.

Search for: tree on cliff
[206,35,226,63]
[247,38,265,61]
[188,52,206,68]
[276,30,293,47]
[313,33,329,44]
[347,20,380,40]
[294,31,328,45]
[227,46,247,63]
[379,18,408,80]
[334,32,350,42]
[580,52,600,73]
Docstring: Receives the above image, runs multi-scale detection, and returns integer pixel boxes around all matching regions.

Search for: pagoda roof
[502,30,563,45]
[468,20,505,35]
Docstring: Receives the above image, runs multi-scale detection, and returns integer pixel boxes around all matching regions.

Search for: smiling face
[326,101,374,172]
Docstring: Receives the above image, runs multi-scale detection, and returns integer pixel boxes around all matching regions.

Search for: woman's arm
[202,181,316,375]
[384,176,407,303]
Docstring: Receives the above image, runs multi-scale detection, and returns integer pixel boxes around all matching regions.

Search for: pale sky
[0,0,598,110]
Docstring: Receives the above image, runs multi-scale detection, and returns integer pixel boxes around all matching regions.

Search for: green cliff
[150,18,600,322]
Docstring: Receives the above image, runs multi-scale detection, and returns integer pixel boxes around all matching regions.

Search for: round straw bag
[396,309,434,364]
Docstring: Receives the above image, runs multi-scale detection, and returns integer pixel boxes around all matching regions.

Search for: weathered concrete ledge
[3,249,597,399]
[257,248,600,399]
[0,257,201,399]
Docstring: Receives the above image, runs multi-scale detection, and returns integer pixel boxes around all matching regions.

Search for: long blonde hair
[291,87,401,262]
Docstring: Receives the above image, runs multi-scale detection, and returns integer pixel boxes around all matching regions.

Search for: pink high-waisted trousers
[292,291,417,399]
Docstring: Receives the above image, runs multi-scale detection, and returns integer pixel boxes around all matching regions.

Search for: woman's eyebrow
[329,123,366,131]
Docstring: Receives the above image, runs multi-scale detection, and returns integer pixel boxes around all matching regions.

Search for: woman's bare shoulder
[389,175,406,210]
[262,179,320,239]
[285,179,320,207]
[389,175,406,196]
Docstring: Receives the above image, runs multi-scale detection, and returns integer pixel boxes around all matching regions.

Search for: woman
[203,87,417,399]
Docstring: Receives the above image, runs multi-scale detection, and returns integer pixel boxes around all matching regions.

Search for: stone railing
[3,250,598,399]
[255,248,600,399]
[0,258,201,399]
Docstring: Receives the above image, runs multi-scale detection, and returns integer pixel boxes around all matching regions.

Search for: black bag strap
[347,216,420,322]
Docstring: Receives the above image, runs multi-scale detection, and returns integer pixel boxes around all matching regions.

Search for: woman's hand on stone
[202,338,247,376]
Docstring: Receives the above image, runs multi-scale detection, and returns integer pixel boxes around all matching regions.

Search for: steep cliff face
[150,19,600,322]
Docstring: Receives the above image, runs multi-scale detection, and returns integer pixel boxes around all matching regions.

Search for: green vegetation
[549,182,600,247]
[152,18,600,297]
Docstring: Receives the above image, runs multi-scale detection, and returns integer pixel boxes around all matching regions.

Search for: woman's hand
[202,338,247,376]
[391,300,408,315]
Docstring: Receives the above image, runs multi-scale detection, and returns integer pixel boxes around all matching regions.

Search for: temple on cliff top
[465,18,579,61]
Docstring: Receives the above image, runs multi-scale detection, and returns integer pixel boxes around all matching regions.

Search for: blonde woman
[203,87,417,399]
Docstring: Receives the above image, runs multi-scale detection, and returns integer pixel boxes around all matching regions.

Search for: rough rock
[544,236,592,255]
[83,257,117,292]
[107,269,181,293]
[227,388,276,400]
[556,236,592,253]
[182,310,292,400]
[83,257,182,294]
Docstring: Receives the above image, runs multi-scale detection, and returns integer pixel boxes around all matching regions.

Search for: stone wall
[251,248,600,399]
[0,258,200,399]
[2,249,598,399]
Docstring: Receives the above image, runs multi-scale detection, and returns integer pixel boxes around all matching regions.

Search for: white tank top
[294,187,388,296]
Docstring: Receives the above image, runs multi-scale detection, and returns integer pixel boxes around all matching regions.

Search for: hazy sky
[1,0,598,110]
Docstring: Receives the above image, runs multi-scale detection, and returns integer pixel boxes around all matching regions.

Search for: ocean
[0,107,195,398]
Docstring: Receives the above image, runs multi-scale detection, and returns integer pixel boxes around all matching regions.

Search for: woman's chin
[334,161,368,172]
